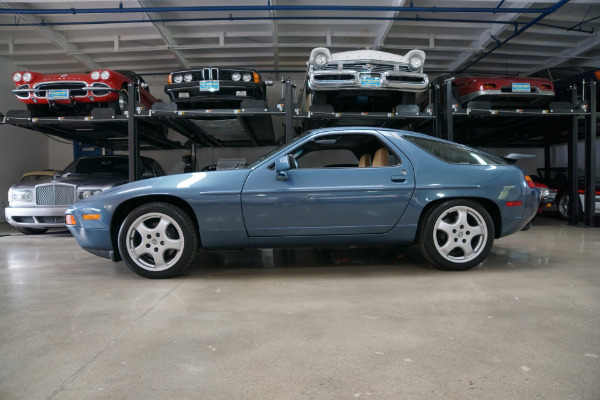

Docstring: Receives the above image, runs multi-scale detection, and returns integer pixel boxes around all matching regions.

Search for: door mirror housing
[275,154,296,180]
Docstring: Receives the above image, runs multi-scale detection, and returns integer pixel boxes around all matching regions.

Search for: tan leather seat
[372,148,388,167]
[359,154,372,167]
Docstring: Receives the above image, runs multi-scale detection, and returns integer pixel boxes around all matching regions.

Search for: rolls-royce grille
[35,185,76,206]
[34,82,87,98]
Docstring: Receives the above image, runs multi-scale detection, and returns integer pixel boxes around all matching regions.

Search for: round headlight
[23,72,32,82]
[408,56,423,71]
[242,73,252,82]
[12,72,22,82]
[184,73,193,82]
[313,54,328,69]
[90,71,100,80]
[232,72,241,81]
[100,70,110,80]
[173,74,183,84]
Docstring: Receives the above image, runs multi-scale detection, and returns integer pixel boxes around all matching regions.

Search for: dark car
[5,155,165,234]
[12,70,160,117]
[164,67,272,109]
[66,127,538,279]
[533,167,600,218]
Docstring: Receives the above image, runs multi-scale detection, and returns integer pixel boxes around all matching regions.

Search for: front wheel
[118,202,198,278]
[418,200,494,271]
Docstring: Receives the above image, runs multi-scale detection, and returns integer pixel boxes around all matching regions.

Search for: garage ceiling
[0,0,599,80]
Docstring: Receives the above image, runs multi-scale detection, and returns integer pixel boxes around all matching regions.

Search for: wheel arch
[417,196,502,239]
[109,195,200,260]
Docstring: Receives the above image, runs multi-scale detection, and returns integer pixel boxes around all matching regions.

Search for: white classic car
[304,47,429,112]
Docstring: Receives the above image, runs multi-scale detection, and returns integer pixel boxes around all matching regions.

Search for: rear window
[406,136,507,166]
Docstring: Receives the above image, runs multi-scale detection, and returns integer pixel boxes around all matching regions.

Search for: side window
[291,133,401,169]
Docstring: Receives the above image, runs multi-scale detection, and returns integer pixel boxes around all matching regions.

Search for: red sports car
[11,70,160,117]
[446,75,555,109]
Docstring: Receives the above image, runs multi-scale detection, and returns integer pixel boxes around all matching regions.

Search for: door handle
[391,175,406,183]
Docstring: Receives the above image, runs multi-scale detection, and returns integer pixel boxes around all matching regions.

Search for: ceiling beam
[137,0,189,69]
[373,0,405,49]
[446,1,525,72]
[524,33,600,75]
[1,2,101,70]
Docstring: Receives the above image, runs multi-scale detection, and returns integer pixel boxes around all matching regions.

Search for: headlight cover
[232,72,241,81]
[79,189,102,200]
[242,73,252,82]
[11,189,34,204]
[13,72,23,82]
[173,74,183,84]
[313,54,328,69]
[100,70,110,80]
[408,56,424,71]
[90,71,100,80]
[23,72,32,82]
[184,73,193,82]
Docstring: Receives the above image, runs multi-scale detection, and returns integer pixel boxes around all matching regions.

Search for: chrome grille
[34,82,87,98]
[202,68,220,80]
[341,63,396,73]
[35,184,76,206]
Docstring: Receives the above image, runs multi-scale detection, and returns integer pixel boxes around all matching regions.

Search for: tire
[556,192,582,219]
[110,87,129,115]
[556,193,570,219]
[15,226,48,235]
[418,200,494,271]
[117,202,198,278]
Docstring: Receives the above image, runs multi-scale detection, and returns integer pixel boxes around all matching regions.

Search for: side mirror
[275,154,296,180]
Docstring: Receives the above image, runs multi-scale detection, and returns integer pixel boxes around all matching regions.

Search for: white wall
[0,57,50,222]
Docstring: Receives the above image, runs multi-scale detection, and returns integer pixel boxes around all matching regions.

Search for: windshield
[62,157,129,176]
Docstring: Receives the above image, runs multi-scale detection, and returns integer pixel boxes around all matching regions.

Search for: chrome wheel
[118,203,198,278]
[118,89,128,113]
[432,206,488,263]
[125,212,184,271]
[557,194,569,218]
[419,200,494,271]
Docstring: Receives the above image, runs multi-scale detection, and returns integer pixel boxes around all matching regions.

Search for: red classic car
[11,70,160,117]
[440,75,555,109]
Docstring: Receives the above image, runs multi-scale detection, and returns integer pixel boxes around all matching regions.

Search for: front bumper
[308,70,429,92]
[165,81,263,103]
[5,206,68,228]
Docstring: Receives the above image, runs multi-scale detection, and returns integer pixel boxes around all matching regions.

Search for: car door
[241,132,415,237]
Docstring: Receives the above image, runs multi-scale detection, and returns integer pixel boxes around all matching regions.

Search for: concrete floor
[0,216,599,400]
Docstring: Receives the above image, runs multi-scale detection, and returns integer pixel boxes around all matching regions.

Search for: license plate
[512,82,531,93]
[236,91,247,97]
[47,89,69,100]
[200,80,219,92]
[178,92,189,98]
[361,76,381,88]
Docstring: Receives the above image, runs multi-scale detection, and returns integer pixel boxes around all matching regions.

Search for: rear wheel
[418,200,494,271]
[118,202,198,278]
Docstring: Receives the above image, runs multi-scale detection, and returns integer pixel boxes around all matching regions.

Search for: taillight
[525,175,536,188]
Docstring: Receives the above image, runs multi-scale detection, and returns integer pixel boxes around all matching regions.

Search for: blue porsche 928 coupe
[66,127,539,278]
